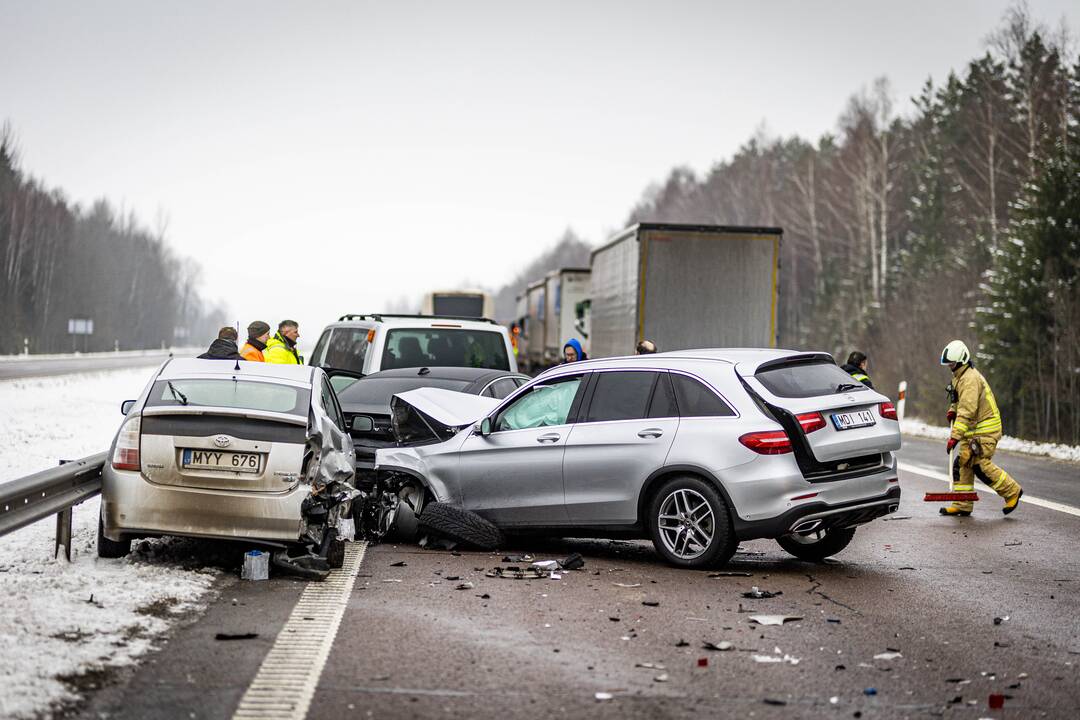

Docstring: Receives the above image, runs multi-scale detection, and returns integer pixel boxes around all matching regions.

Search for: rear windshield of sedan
[381,329,509,371]
[755,360,869,399]
[145,379,311,416]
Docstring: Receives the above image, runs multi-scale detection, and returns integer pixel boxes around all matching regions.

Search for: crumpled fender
[375,446,459,505]
[312,414,356,488]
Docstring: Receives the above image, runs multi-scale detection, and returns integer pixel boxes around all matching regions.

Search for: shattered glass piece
[749,615,803,626]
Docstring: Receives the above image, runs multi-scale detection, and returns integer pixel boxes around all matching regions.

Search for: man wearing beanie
[197,326,243,360]
[240,321,271,362]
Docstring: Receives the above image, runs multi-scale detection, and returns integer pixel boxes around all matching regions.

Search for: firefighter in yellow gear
[939,340,1023,516]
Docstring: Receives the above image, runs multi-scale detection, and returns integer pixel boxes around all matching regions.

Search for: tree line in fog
[0,127,224,356]
[499,5,1079,444]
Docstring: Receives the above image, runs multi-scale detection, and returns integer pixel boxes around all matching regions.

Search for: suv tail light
[796,411,826,434]
[739,430,793,455]
[879,402,898,421]
[111,415,141,471]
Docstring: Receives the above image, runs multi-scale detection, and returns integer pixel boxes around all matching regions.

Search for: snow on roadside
[0,369,219,719]
[901,417,1080,463]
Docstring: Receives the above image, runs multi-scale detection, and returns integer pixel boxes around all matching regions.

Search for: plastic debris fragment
[742,586,782,599]
[594,692,613,701]
[749,615,803,626]
[874,652,903,661]
[702,641,733,651]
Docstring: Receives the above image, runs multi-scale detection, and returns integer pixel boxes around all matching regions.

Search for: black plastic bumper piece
[733,485,901,542]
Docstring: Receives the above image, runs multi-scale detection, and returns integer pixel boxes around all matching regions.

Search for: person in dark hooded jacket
[198,326,243,360]
[840,350,873,389]
[563,338,587,363]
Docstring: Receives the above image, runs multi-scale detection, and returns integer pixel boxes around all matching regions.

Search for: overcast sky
[2,1,1077,348]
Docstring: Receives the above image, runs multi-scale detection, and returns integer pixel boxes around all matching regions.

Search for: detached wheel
[97,508,131,559]
[776,526,856,562]
[648,476,735,568]
[418,502,505,551]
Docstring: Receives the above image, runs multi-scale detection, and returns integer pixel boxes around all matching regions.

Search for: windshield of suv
[145,379,310,415]
[755,359,869,399]
[381,328,509,371]
[312,327,370,374]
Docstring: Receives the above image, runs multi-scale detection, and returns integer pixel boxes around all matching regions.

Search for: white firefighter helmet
[940,339,970,366]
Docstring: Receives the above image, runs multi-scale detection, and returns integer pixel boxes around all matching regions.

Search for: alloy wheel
[656,488,715,560]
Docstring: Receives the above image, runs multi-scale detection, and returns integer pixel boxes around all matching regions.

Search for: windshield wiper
[167,381,189,405]
[836,382,866,393]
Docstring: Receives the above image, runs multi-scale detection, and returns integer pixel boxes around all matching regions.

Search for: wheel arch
[637,464,737,530]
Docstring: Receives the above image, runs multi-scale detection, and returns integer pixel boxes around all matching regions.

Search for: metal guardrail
[0,452,107,560]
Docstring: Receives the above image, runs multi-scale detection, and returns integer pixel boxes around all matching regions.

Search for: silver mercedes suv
[377,349,902,568]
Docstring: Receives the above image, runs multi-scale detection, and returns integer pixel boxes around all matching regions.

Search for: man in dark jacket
[198,326,243,360]
[840,350,873,388]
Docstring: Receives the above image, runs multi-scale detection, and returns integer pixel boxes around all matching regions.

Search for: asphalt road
[0,352,184,379]
[74,450,1080,720]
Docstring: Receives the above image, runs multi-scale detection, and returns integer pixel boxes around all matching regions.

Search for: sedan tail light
[111,415,141,471]
[739,430,793,455]
[795,411,826,434]
[879,402,898,421]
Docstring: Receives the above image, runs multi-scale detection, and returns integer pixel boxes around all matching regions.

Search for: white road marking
[232,542,366,720]
[898,462,1080,518]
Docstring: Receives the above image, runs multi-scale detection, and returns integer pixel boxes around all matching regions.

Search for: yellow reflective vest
[264,334,302,365]
[948,365,1002,441]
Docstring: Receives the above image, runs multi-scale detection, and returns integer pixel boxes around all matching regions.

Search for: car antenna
[418,367,430,375]
[234,358,241,372]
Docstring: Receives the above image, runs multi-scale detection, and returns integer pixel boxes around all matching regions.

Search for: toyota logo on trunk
[213,435,232,448]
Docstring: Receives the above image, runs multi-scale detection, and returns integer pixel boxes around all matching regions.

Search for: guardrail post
[55,507,73,561]
[55,459,73,561]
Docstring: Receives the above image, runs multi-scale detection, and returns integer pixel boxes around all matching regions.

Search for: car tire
[418,502,505,551]
[97,509,131,559]
[648,475,735,569]
[776,526,856,562]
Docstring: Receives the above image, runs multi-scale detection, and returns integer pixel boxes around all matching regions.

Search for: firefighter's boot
[1003,488,1023,515]
[939,506,971,517]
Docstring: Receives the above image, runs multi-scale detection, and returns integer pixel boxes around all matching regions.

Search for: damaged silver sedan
[99,358,360,579]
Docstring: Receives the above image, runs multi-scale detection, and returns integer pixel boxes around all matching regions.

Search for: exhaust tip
[790,518,823,534]
[887,503,899,513]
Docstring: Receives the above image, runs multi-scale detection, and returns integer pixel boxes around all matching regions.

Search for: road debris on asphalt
[455,581,474,590]
[993,615,1010,625]
[502,554,532,563]
[752,648,800,665]
[612,582,641,588]
[389,560,407,567]
[709,571,752,577]
[653,673,669,682]
[635,662,665,669]
[742,586,782,599]
[594,692,613,701]
[486,566,548,579]
[559,553,585,570]
[874,651,903,660]
[642,600,660,607]
[214,632,258,641]
[749,614,803,626]
[702,640,734,651]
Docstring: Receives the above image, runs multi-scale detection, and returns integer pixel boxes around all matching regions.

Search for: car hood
[393,387,500,428]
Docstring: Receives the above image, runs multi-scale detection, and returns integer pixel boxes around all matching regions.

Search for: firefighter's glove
[946,437,958,454]
[946,409,957,423]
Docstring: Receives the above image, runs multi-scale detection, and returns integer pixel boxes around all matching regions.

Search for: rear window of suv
[146,380,310,416]
[381,329,509,371]
[755,360,868,399]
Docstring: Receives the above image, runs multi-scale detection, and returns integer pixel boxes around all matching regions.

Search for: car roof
[327,315,505,332]
[536,348,829,377]
[159,358,316,385]
[363,366,520,382]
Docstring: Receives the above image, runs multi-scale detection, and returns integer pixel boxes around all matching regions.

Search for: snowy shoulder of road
[901,416,1080,462]
[0,369,219,720]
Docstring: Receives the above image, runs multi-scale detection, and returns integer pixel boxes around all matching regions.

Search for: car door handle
[637,428,664,438]
[536,433,561,443]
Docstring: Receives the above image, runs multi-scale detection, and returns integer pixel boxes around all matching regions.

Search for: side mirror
[480,417,493,436]
[351,415,374,433]
[120,400,136,415]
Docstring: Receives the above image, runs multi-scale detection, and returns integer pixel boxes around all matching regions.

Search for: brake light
[739,430,793,455]
[111,416,141,471]
[796,411,826,434]
[879,402,898,421]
